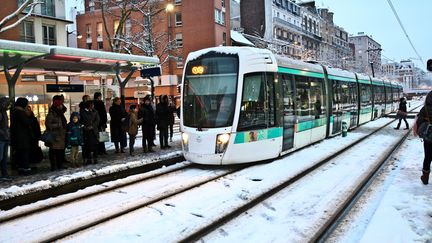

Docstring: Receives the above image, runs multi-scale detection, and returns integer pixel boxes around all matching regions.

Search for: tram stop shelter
[0,39,160,106]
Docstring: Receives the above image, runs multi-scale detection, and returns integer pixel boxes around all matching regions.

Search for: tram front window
[183,54,238,128]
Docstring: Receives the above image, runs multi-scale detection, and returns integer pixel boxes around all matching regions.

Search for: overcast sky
[313,0,430,70]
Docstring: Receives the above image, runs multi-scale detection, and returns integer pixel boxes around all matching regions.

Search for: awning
[231,30,255,47]
[0,39,160,74]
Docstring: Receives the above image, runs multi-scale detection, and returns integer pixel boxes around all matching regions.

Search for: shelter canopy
[0,39,160,74]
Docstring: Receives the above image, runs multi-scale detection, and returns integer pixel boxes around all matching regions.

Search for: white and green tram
[180,47,403,165]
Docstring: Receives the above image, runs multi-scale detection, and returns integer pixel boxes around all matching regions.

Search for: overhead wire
[386,0,424,65]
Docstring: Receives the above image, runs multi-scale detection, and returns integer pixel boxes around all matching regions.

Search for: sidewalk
[0,133,183,194]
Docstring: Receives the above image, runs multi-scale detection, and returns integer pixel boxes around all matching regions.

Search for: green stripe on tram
[296,117,327,132]
[360,107,372,114]
[328,75,356,83]
[278,67,325,79]
[358,79,370,84]
[234,127,283,144]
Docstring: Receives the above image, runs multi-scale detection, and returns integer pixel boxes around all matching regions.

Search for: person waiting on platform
[414,91,432,185]
[109,97,127,153]
[127,104,142,156]
[156,95,171,149]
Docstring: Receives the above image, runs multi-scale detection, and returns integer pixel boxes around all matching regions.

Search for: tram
[180,47,403,165]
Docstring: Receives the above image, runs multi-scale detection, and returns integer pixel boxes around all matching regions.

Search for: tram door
[281,74,295,151]
[332,80,342,134]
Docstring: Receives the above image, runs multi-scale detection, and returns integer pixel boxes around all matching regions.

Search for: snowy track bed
[58,119,406,242]
[0,162,242,243]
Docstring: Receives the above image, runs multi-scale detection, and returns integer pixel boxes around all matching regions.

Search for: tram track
[62,114,419,242]
[0,105,421,242]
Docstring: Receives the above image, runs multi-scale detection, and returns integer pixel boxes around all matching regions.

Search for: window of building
[175,0,181,5]
[214,9,225,25]
[175,12,182,26]
[176,56,184,69]
[114,20,120,34]
[125,19,131,36]
[42,25,56,45]
[20,21,35,43]
[221,0,225,7]
[98,41,103,50]
[97,22,103,38]
[87,43,92,49]
[175,33,183,47]
[86,24,92,39]
[41,0,55,17]
[89,0,95,11]
[222,32,227,46]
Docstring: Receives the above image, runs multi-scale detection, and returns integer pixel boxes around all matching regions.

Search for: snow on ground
[0,135,182,201]
[327,134,432,242]
[60,119,412,242]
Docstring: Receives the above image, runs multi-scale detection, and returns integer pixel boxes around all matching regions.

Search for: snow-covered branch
[0,0,43,33]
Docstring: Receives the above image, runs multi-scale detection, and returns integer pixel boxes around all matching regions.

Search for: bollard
[342,121,348,137]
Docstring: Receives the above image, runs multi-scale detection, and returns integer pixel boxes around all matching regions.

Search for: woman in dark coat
[168,97,176,142]
[156,95,171,149]
[11,98,33,174]
[0,97,10,180]
[26,106,43,164]
[415,92,432,184]
[45,96,67,171]
[80,100,100,164]
[395,97,409,130]
[109,97,127,153]
[94,92,107,155]
[139,95,155,153]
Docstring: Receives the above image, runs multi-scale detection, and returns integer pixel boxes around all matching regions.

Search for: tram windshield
[183,53,238,128]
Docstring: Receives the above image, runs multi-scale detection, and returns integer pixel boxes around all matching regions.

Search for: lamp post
[144,2,174,100]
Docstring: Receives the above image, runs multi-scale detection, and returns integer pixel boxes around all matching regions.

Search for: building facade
[349,33,382,76]
[76,0,231,106]
[0,0,73,129]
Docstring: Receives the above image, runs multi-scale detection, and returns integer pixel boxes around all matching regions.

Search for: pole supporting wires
[386,0,424,64]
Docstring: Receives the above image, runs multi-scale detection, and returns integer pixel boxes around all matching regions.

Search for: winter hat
[129,104,136,110]
[15,97,29,109]
[70,112,80,122]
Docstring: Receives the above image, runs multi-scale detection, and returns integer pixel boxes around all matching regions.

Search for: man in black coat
[10,98,33,174]
[139,95,155,153]
[156,95,171,149]
[109,97,127,153]
[0,97,11,180]
[94,92,108,155]
[81,100,100,164]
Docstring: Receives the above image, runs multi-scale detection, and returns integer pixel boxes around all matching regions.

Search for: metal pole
[370,62,375,77]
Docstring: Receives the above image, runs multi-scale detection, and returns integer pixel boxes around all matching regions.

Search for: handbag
[41,130,56,147]
[396,110,407,118]
[98,131,110,142]
[418,108,432,142]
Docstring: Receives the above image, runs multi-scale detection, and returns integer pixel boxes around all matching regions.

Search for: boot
[421,169,430,185]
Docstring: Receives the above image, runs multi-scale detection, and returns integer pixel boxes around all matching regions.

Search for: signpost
[46,84,84,93]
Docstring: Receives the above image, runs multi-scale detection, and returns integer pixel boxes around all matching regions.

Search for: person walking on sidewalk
[139,95,155,153]
[94,92,107,155]
[127,105,142,155]
[81,100,100,164]
[415,91,432,185]
[11,98,33,175]
[45,96,67,171]
[109,97,127,153]
[156,95,171,149]
[66,112,84,167]
[0,97,11,181]
[395,97,409,130]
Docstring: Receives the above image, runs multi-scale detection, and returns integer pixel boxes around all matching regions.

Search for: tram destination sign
[46,84,84,93]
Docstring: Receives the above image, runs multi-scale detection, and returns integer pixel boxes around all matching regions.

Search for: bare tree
[0,0,43,33]
[97,0,178,64]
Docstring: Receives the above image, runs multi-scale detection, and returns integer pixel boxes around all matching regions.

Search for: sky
[312,0,431,70]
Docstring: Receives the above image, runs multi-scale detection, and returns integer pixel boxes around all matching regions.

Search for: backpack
[121,114,130,132]
[418,108,432,142]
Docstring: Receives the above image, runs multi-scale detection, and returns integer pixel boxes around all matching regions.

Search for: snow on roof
[230,30,255,47]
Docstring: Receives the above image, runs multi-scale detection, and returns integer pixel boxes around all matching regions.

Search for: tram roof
[0,40,159,74]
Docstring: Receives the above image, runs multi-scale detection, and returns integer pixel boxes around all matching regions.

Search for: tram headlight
[215,133,230,154]
[182,132,189,151]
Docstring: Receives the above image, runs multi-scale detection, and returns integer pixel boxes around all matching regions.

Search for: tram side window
[332,79,340,114]
[350,82,358,107]
[281,74,295,115]
[340,82,350,111]
[238,73,267,131]
[266,73,275,127]
[360,83,371,107]
[295,75,311,119]
[310,78,325,118]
